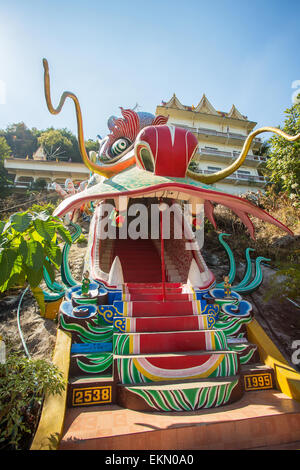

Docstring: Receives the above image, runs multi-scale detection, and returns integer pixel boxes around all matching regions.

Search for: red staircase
[113,239,163,283]
[114,282,243,411]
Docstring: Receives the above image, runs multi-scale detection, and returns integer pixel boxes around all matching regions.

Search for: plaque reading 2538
[72,386,112,406]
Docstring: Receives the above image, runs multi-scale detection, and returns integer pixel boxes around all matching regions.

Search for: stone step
[60,389,300,449]
[117,375,243,411]
[114,350,239,383]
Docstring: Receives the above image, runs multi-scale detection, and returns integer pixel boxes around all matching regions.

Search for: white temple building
[156,94,267,195]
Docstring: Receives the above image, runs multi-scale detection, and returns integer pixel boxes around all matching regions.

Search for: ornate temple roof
[161,94,248,121]
[194,94,218,115]
[163,93,186,110]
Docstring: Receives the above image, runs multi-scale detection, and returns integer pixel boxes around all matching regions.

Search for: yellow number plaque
[244,373,273,391]
[72,386,112,406]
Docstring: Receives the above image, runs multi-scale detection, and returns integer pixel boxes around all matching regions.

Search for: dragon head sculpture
[96,107,168,163]
[43,59,300,289]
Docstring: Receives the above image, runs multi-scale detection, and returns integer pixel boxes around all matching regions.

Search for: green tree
[31,178,47,191]
[0,136,11,159]
[0,137,13,197]
[3,123,38,158]
[265,261,300,304]
[266,102,300,195]
[59,128,81,162]
[58,128,98,162]
[59,128,98,162]
[38,129,73,161]
[85,139,99,155]
[255,140,271,178]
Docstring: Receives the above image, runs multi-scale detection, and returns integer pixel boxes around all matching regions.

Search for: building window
[237,170,251,175]
[207,166,222,172]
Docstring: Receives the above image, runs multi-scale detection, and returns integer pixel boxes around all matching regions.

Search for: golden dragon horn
[187,126,300,184]
[43,58,127,178]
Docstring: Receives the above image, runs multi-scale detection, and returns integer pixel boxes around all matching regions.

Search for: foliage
[255,140,271,157]
[1,123,38,158]
[0,137,13,198]
[255,140,271,178]
[1,122,98,163]
[0,136,12,160]
[0,210,72,313]
[0,351,65,449]
[205,188,300,269]
[38,129,73,160]
[75,233,87,245]
[85,139,99,154]
[30,202,56,215]
[266,102,300,197]
[188,160,201,172]
[264,259,300,304]
[31,178,47,191]
[53,127,81,162]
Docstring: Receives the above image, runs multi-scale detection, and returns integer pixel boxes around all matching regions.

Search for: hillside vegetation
[205,188,300,304]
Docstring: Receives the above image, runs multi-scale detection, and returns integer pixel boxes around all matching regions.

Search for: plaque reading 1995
[72,386,112,406]
[244,373,273,391]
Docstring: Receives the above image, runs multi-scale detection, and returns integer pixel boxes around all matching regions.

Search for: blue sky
[0,0,299,141]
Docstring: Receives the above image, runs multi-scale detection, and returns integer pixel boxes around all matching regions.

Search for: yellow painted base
[44,298,63,320]
[30,329,72,450]
[247,319,300,402]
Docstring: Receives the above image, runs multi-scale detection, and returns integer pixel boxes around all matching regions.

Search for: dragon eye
[111,138,131,157]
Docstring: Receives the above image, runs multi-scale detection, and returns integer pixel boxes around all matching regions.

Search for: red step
[122,274,163,283]
[114,330,227,354]
[125,292,191,301]
[113,239,163,283]
[122,314,214,332]
[121,300,200,317]
[127,282,182,289]
[115,351,238,382]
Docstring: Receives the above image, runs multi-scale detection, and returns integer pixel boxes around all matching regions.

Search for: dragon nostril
[140,148,154,172]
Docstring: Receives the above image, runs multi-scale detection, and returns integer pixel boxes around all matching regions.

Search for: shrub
[265,259,300,304]
[0,351,65,450]
[0,210,72,313]
[75,233,87,245]
[30,202,56,216]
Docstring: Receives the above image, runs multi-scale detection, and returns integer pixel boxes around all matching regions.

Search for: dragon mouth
[54,178,223,289]
[85,191,215,290]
